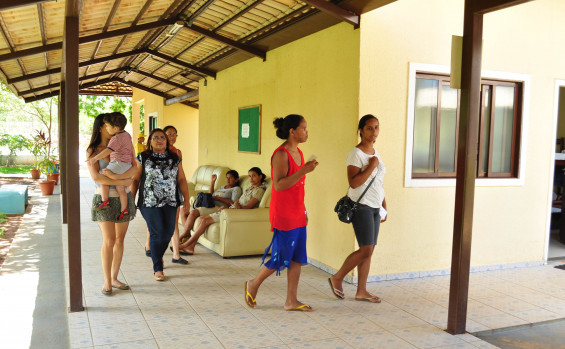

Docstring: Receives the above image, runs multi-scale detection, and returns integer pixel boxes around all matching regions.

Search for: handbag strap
[354,175,376,204]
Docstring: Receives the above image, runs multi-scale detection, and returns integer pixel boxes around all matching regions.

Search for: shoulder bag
[334,176,376,224]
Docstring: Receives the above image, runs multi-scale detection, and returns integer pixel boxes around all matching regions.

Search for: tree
[0,134,29,166]
[79,95,132,122]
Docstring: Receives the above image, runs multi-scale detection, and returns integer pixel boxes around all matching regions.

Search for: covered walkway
[1,176,565,347]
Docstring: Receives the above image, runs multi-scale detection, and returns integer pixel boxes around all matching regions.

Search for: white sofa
[192,175,273,258]
[186,165,230,202]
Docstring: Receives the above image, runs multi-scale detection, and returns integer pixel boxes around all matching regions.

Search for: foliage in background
[79,95,133,122]
[139,104,145,134]
[0,134,29,166]
[0,212,7,238]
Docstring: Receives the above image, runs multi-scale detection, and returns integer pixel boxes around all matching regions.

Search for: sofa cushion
[238,176,272,208]
[203,222,221,244]
[189,165,230,192]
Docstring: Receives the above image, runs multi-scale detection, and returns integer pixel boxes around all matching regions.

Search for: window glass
[491,86,515,173]
[438,85,458,173]
[413,79,438,173]
[481,87,492,174]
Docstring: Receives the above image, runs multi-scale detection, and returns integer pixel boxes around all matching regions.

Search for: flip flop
[112,283,130,290]
[328,277,345,299]
[285,304,313,312]
[244,281,256,308]
[355,296,381,303]
[170,246,193,256]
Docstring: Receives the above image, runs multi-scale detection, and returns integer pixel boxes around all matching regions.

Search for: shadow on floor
[475,319,565,349]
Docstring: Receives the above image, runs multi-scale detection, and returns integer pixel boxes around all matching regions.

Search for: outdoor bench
[0,184,29,214]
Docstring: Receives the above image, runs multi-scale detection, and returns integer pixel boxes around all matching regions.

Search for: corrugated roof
[0,0,393,106]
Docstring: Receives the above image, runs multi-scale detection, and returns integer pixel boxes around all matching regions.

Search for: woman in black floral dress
[136,128,190,281]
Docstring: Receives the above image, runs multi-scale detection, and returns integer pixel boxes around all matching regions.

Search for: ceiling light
[166,21,184,37]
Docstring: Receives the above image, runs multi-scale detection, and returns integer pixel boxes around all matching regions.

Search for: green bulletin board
[238,105,261,154]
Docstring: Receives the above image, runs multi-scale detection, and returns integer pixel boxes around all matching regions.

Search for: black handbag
[334,176,376,224]
[193,192,215,208]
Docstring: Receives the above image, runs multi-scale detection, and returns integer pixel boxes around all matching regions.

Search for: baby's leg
[116,185,127,212]
[101,184,109,202]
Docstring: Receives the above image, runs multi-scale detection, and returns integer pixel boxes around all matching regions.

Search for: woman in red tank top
[244,114,319,312]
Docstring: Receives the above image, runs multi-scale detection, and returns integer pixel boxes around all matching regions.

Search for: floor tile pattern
[58,178,565,348]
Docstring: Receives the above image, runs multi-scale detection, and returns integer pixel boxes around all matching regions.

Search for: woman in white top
[178,170,242,246]
[329,114,387,303]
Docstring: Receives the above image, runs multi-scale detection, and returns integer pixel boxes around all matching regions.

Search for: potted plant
[30,130,58,193]
[24,132,44,179]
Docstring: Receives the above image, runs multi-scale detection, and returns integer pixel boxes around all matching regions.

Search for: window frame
[412,73,461,178]
[405,63,530,188]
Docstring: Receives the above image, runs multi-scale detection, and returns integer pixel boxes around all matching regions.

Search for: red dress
[269,146,307,231]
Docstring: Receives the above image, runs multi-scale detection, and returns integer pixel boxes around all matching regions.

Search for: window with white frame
[412,73,522,179]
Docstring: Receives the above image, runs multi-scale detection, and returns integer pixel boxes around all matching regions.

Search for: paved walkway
[2,176,565,348]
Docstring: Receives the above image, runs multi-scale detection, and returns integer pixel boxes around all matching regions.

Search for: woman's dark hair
[163,125,177,134]
[273,114,304,140]
[248,167,266,183]
[142,128,179,167]
[226,170,240,186]
[87,113,107,157]
[358,114,379,135]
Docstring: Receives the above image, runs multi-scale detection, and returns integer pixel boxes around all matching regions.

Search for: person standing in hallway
[328,114,387,303]
[136,128,190,281]
[86,113,138,295]
[244,114,318,312]
[143,125,189,265]
[135,133,145,156]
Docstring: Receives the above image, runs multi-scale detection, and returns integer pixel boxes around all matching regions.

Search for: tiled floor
[6,176,565,348]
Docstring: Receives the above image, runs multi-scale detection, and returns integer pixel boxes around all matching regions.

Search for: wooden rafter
[146,49,216,77]
[0,12,31,90]
[8,49,144,84]
[37,3,49,84]
[132,69,194,91]
[25,77,118,102]
[186,0,218,26]
[474,0,533,14]
[117,77,169,98]
[300,0,359,27]
[18,67,127,96]
[85,0,121,76]
[0,0,50,11]
[213,0,262,33]
[184,22,267,60]
[116,0,199,81]
[0,19,176,63]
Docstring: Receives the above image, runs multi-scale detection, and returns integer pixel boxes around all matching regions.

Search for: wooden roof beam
[300,0,359,28]
[17,67,127,96]
[185,0,218,26]
[184,22,266,60]
[0,19,175,63]
[24,77,119,103]
[0,0,51,11]
[8,49,143,84]
[146,49,216,78]
[473,0,533,14]
[116,77,169,98]
[133,69,194,91]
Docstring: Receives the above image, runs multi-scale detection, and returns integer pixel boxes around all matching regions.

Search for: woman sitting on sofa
[178,167,267,255]
[178,170,242,246]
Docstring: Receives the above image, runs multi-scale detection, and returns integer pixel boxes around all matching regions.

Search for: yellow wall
[198,23,361,270]
[359,0,565,274]
[131,89,199,177]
